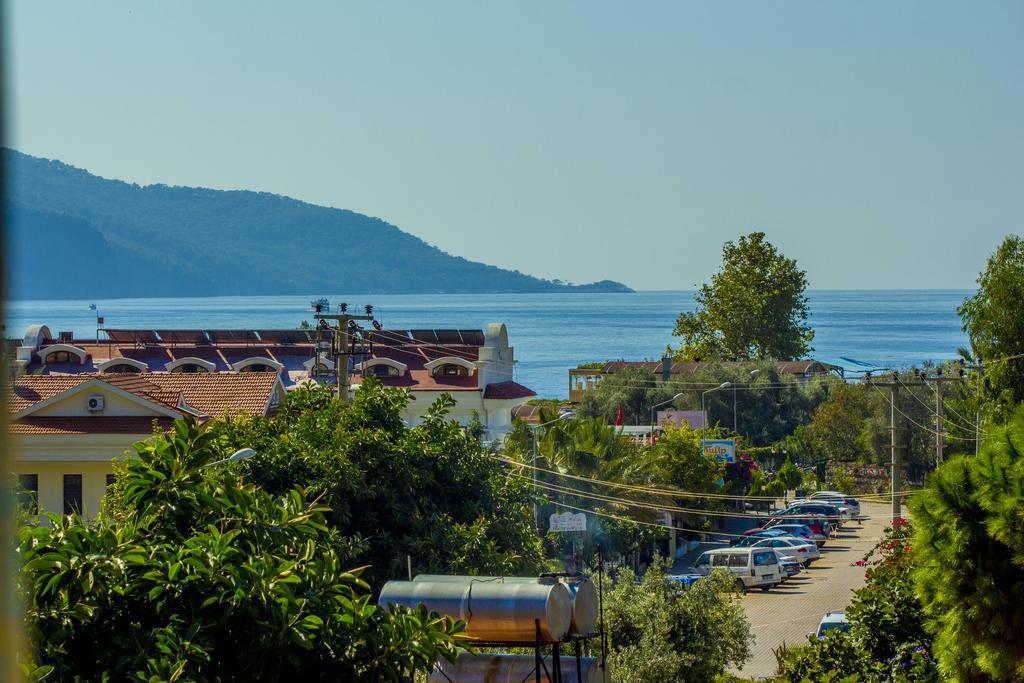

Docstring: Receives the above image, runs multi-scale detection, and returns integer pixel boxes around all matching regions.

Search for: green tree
[604,558,752,682]
[213,380,543,587]
[776,455,804,492]
[910,407,1024,681]
[673,232,813,361]
[775,519,937,682]
[805,382,878,461]
[958,235,1024,422]
[19,419,466,681]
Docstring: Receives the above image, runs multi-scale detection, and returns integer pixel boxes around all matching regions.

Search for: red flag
[615,403,623,427]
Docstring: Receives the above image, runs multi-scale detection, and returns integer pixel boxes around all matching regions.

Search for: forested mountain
[4,149,631,299]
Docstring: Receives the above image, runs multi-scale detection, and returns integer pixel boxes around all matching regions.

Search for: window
[17,474,38,515]
[753,551,777,567]
[170,364,209,374]
[433,363,468,377]
[711,554,729,567]
[104,363,142,374]
[727,554,749,568]
[694,554,710,568]
[45,351,77,363]
[238,363,275,373]
[312,363,330,377]
[63,474,83,515]
[368,364,398,377]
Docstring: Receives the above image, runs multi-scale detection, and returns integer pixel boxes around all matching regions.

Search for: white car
[692,548,781,592]
[748,536,821,566]
[816,611,851,638]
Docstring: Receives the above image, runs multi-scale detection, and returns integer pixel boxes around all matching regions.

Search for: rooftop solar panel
[155,330,210,344]
[459,330,486,346]
[435,330,463,345]
[102,329,161,344]
[255,329,312,344]
[411,330,440,344]
[206,329,260,344]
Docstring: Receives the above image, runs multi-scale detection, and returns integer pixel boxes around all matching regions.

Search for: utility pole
[934,368,944,466]
[867,372,903,521]
[312,301,375,402]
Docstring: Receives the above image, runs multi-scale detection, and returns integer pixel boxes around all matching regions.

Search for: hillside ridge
[4,149,632,299]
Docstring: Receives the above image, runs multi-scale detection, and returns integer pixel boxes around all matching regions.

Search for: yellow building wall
[12,460,116,519]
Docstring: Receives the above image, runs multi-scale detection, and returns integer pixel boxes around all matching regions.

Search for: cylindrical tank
[429,654,608,683]
[379,580,572,642]
[414,575,599,636]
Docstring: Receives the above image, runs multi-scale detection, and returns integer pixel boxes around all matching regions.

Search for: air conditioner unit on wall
[87,395,105,413]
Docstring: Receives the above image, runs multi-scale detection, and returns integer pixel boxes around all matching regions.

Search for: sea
[5,290,971,399]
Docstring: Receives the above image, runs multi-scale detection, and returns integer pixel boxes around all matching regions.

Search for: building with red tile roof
[11,320,535,440]
[8,371,283,521]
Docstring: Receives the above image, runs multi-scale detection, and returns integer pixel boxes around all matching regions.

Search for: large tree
[910,407,1024,680]
[212,380,543,586]
[674,232,813,361]
[958,235,1024,422]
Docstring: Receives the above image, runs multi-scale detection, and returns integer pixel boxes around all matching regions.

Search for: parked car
[810,492,862,519]
[748,536,821,566]
[692,548,781,592]
[786,502,848,526]
[774,550,802,579]
[815,611,851,638]
[765,521,828,546]
[665,574,703,590]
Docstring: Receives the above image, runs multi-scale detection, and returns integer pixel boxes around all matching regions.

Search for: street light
[650,392,685,438]
[530,410,574,527]
[204,448,256,468]
[701,382,731,449]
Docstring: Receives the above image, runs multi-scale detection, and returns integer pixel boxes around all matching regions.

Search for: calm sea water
[5,290,971,398]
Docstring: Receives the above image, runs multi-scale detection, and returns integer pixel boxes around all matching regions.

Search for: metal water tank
[429,654,608,683]
[413,574,599,636]
[379,580,572,643]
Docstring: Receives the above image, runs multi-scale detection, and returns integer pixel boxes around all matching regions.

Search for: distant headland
[3,149,633,300]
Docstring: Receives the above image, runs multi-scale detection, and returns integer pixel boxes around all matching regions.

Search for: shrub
[603,557,752,682]
[19,419,466,681]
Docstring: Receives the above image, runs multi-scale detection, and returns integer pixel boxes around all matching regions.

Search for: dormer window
[45,351,78,364]
[171,363,209,374]
[354,358,408,378]
[103,363,142,374]
[423,356,476,378]
[369,364,398,377]
[238,363,276,373]
[37,343,88,366]
[434,363,468,377]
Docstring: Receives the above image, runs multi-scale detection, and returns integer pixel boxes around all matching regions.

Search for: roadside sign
[702,439,736,463]
[549,512,587,532]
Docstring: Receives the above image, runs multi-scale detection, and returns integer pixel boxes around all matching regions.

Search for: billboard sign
[549,512,587,532]
[656,410,706,430]
[702,438,736,463]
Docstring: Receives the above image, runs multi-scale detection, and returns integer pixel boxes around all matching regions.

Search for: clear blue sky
[7,1,1022,290]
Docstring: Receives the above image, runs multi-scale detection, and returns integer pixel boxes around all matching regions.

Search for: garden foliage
[19,419,466,681]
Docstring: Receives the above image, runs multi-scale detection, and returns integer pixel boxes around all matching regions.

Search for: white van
[692,548,780,592]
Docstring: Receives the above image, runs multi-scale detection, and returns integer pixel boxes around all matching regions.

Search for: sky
[6,1,1023,290]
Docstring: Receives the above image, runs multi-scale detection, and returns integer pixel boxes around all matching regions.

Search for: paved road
[728,501,893,679]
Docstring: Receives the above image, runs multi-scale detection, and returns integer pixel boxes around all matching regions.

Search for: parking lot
[726,500,893,679]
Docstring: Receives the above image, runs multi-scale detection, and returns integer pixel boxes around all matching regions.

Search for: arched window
[433,363,469,377]
[164,357,217,374]
[171,363,209,374]
[45,351,78,364]
[312,362,331,377]
[238,363,276,373]
[368,364,398,377]
[37,343,87,365]
[102,363,142,374]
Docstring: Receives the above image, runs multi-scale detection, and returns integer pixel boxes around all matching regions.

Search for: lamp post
[650,392,685,441]
[701,382,731,450]
[530,410,574,527]
[204,448,256,468]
